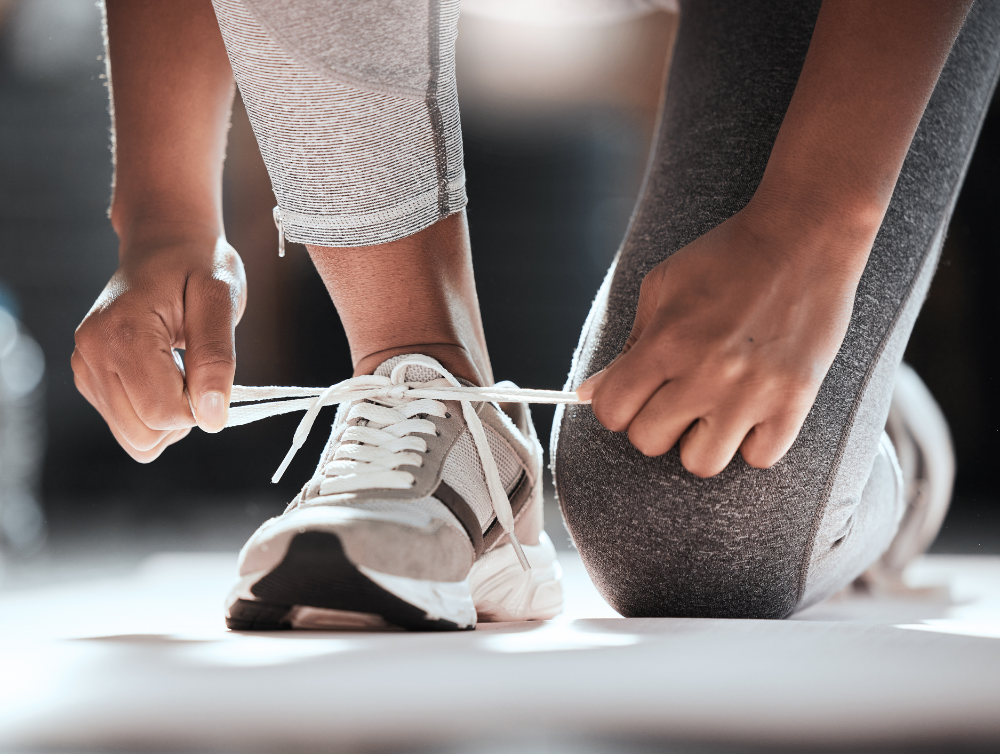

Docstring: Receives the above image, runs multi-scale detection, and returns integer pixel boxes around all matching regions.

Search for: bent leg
[212,0,464,247]
[211,0,490,383]
[211,1,560,631]
[553,0,1000,618]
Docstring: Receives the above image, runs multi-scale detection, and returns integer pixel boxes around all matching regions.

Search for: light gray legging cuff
[212,0,466,248]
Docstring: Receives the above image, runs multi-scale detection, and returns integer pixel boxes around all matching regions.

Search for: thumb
[183,274,239,433]
[578,265,666,401]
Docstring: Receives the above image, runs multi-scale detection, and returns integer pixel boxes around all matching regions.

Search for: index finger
[111,332,197,433]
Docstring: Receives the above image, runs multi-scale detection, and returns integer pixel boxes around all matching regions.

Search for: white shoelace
[225,355,586,570]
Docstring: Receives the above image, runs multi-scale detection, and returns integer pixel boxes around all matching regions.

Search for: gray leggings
[216,0,1000,618]
[212,0,464,248]
[553,0,1000,618]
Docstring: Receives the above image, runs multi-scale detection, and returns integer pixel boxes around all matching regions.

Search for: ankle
[353,343,491,386]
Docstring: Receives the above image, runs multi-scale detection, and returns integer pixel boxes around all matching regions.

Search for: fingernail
[197,391,226,433]
[577,369,606,401]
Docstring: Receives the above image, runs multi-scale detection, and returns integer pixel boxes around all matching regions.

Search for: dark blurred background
[0,1,996,573]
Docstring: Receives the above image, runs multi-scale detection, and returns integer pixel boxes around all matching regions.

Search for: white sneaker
[854,362,956,594]
[224,354,571,631]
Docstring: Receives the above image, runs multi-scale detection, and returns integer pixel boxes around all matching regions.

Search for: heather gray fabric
[212,0,465,247]
[239,0,440,99]
[552,0,1000,619]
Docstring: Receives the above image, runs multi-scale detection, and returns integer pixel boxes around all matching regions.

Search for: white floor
[1,551,998,752]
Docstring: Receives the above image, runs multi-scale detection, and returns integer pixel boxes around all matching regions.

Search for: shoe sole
[471,532,564,622]
[882,363,956,570]
[226,531,475,632]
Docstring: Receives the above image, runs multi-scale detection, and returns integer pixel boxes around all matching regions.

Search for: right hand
[578,208,862,478]
[73,236,247,462]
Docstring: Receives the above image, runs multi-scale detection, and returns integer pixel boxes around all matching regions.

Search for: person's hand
[578,208,866,478]
[72,235,246,462]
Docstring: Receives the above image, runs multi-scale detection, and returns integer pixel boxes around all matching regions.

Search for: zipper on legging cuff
[272,206,285,257]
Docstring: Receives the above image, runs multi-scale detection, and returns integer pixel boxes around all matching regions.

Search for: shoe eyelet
[435,431,441,437]
[444,412,451,419]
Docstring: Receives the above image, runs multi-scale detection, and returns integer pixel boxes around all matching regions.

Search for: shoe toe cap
[239,503,475,582]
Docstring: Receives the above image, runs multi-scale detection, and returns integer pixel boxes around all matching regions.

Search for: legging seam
[794,230,931,615]
[425,0,451,218]
[794,59,1000,614]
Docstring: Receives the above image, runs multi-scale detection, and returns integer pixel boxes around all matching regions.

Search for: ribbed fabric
[212,0,465,247]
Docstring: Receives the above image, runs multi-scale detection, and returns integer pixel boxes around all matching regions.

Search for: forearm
[105,0,234,251]
[747,0,972,272]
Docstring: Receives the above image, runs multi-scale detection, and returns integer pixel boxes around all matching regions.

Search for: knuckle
[742,446,778,469]
[121,436,154,454]
[197,275,239,309]
[216,241,246,273]
[682,452,721,479]
[628,428,662,458]
[126,430,165,453]
[135,403,179,431]
[80,306,170,363]
[71,369,93,399]
[592,399,628,433]
[679,436,727,477]
[114,411,170,450]
[74,319,101,352]
[185,342,236,372]
[640,263,667,292]
[100,314,144,353]
[119,418,154,447]
[774,377,816,408]
[128,445,164,464]
[717,354,749,384]
[740,430,782,469]
[126,427,188,462]
[70,347,87,373]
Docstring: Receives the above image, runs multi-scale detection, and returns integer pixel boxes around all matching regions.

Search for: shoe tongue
[373,354,446,384]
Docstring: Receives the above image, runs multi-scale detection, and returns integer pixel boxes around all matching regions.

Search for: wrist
[738,175,884,281]
[115,225,225,269]
[112,197,223,263]
[750,167,885,236]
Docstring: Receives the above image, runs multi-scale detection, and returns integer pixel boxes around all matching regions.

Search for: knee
[554,409,803,620]
[561,493,802,619]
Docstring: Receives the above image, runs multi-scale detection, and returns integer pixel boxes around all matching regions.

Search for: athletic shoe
[854,362,955,594]
[224,354,567,631]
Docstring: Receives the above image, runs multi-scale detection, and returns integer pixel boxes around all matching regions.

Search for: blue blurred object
[0,281,20,321]
[0,283,47,570]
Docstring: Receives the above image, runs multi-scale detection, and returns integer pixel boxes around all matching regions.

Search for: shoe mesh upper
[442,427,523,528]
[374,358,441,383]
[374,355,527,530]
[296,355,526,537]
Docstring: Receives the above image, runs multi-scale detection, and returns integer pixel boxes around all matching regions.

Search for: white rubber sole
[227,565,477,630]
[226,530,563,630]
[470,531,564,622]
[358,566,477,628]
